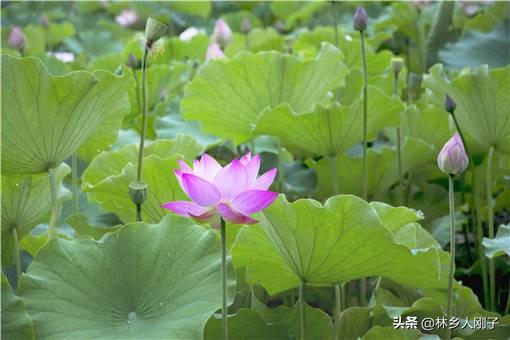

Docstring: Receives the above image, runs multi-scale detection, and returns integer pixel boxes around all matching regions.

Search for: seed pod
[145,17,168,48]
[129,180,148,205]
[391,57,404,75]
[353,6,368,32]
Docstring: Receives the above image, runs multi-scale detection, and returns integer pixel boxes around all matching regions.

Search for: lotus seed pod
[242,17,251,34]
[145,17,168,48]
[127,53,140,69]
[353,6,368,31]
[212,19,232,47]
[129,180,148,205]
[391,57,404,75]
[444,94,457,114]
[437,133,469,176]
[9,26,26,50]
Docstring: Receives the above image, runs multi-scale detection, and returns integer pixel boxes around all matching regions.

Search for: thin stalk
[135,45,149,222]
[220,218,229,340]
[487,145,496,311]
[505,277,510,315]
[277,146,285,192]
[48,168,59,239]
[359,30,369,308]
[299,281,306,340]
[460,176,473,264]
[394,73,404,204]
[333,283,342,340]
[244,32,250,51]
[71,152,79,215]
[330,156,338,195]
[341,283,346,310]
[446,175,456,340]
[12,227,21,286]
[332,1,340,101]
[475,179,490,307]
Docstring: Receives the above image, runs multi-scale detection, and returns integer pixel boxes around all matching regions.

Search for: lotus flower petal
[196,153,222,181]
[161,201,209,217]
[251,168,278,190]
[231,190,278,215]
[217,203,258,225]
[181,173,221,207]
[213,160,248,199]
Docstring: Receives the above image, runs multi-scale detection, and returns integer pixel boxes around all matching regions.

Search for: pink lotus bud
[162,153,278,228]
[9,26,26,50]
[444,94,456,114]
[115,9,138,27]
[212,19,232,47]
[205,42,225,61]
[437,133,469,176]
[353,6,368,32]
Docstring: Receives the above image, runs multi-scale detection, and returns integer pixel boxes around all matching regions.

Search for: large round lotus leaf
[1,163,70,265]
[1,55,130,174]
[483,224,510,258]
[232,195,446,295]
[181,43,347,144]
[422,64,510,155]
[1,273,34,340]
[19,216,236,339]
[255,86,403,157]
[362,326,422,340]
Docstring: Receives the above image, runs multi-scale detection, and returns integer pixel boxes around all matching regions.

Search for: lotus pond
[1,1,509,339]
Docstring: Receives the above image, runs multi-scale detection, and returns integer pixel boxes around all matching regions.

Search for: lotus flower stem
[393,75,404,204]
[277,146,285,192]
[71,152,79,214]
[446,175,456,340]
[332,1,339,48]
[12,226,21,286]
[220,218,228,340]
[487,145,496,311]
[299,281,306,340]
[359,29,368,307]
[333,283,342,340]
[48,168,59,239]
[505,277,510,315]
[135,45,149,221]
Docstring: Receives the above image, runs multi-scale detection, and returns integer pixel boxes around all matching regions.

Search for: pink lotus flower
[115,9,138,27]
[205,42,225,61]
[437,133,469,176]
[162,153,278,227]
[212,19,232,46]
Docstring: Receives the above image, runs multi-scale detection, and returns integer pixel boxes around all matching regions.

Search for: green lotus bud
[145,17,168,48]
[129,180,147,205]
[391,57,404,75]
[444,94,456,114]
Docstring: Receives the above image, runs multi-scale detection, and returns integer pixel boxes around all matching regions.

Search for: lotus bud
[129,180,147,205]
[353,6,368,32]
[127,53,140,69]
[242,17,251,34]
[115,9,138,28]
[206,42,225,61]
[444,94,456,114]
[391,57,404,75]
[145,17,168,48]
[9,26,26,50]
[437,133,469,176]
[212,19,232,47]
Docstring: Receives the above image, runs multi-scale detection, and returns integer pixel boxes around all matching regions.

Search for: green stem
[341,283,346,310]
[475,178,490,307]
[446,175,456,340]
[394,73,404,205]
[135,45,149,222]
[244,32,250,50]
[505,277,510,315]
[221,218,228,340]
[48,168,59,239]
[332,1,340,101]
[330,156,338,194]
[299,281,306,340]
[71,152,79,215]
[360,31,368,201]
[12,226,21,286]
[333,283,342,340]
[277,146,285,193]
[359,279,367,306]
[487,145,496,311]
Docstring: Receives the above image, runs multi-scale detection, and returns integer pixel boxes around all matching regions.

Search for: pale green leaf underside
[1,163,70,265]
[483,224,510,258]
[232,195,445,295]
[308,138,435,200]
[1,55,131,174]
[19,216,236,339]
[181,43,347,144]
[255,86,403,156]
[423,64,510,154]
[1,273,34,340]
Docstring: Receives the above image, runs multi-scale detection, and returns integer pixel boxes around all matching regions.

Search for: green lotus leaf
[170,1,211,18]
[336,307,370,340]
[181,43,347,144]
[66,214,122,240]
[482,224,510,258]
[1,163,70,265]
[362,326,422,340]
[18,232,48,259]
[64,30,123,57]
[439,23,510,69]
[46,22,75,48]
[203,308,288,340]
[19,216,236,339]
[464,2,510,33]
[161,34,210,62]
[232,195,446,295]
[270,1,326,30]
[225,28,285,56]
[255,86,403,157]
[83,138,202,224]
[221,11,262,32]
[1,273,34,340]
[422,64,510,155]
[308,138,435,200]
[1,55,131,174]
